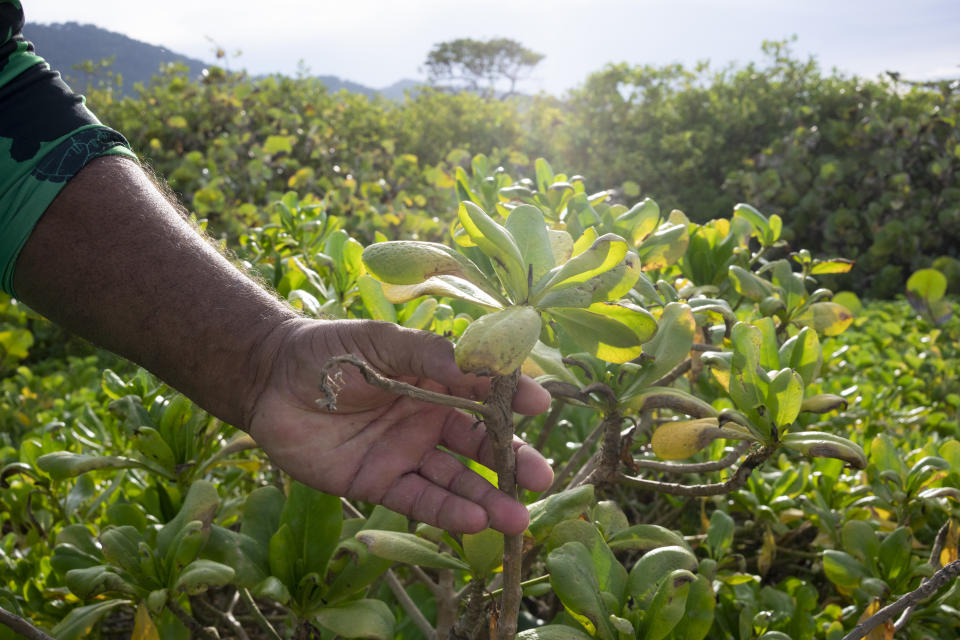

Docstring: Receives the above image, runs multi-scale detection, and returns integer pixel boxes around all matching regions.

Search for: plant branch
[543,417,606,496]
[0,606,55,640]
[618,445,776,496]
[193,594,250,640]
[631,442,750,474]
[450,578,488,640]
[534,400,566,451]
[844,560,960,640]
[650,358,692,388]
[386,558,436,640]
[317,354,490,418]
[894,520,952,632]
[486,369,523,640]
[168,599,220,640]
[238,588,283,640]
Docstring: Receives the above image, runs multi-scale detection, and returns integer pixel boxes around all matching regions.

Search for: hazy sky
[23,0,960,93]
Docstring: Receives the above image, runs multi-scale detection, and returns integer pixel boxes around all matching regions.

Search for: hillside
[22,21,420,99]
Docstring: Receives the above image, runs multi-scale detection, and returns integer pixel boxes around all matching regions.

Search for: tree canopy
[423,37,544,98]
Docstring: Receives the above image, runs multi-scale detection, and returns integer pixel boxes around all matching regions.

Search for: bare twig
[411,565,442,596]
[0,606,55,640]
[631,442,750,474]
[843,560,960,640]
[168,599,220,640]
[317,354,490,418]
[534,401,566,451]
[193,594,250,640]
[543,418,606,496]
[649,358,692,388]
[567,451,601,490]
[386,563,436,640]
[238,588,283,640]
[894,520,952,631]
[619,445,776,496]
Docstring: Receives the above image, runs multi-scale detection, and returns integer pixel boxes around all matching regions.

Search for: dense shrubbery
[1,45,958,639]
[87,40,959,297]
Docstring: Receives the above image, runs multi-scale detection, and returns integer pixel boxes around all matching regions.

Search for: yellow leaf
[132,604,161,640]
[940,520,959,567]
[857,599,893,640]
[758,526,776,576]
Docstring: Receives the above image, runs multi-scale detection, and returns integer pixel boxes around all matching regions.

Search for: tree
[423,37,544,98]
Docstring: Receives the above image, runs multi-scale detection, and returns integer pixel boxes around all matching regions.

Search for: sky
[23,0,960,94]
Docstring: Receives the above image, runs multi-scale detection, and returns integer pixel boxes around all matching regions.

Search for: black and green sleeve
[0,0,137,296]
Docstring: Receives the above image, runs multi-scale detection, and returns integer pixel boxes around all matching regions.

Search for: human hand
[245,319,554,534]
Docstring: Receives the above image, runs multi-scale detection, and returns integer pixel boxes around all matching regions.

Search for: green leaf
[794,302,854,336]
[626,546,697,606]
[668,575,716,640]
[607,525,688,554]
[325,506,407,604]
[627,302,695,388]
[547,542,615,640]
[536,252,641,309]
[362,241,498,297]
[822,550,867,590]
[778,327,822,387]
[767,368,804,427]
[728,266,775,302]
[732,203,771,245]
[781,432,867,469]
[810,259,855,275]
[204,526,268,588]
[36,451,155,480]
[52,599,130,640]
[462,528,504,576]
[269,524,297,591]
[281,482,342,579]
[505,204,555,284]
[401,297,438,330]
[0,328,32,359]
[455,306,542,375]
[240,486,285,550]
[458,201,528,300]
[382,276,502,310]
[768,260,805,311]
[357,275,398,322]
[706,510,735,559]
[156,481,219,557]
[355,530,470,570]
[173,559,235,595]
[516,626,594,640]
[263,135,294,155]
[878,527,913,584]
[314,599,395,640]
[548,520,627,604]
[636,222,689,270]
[549,302,656,363]
[640,569,694,640]
[527,485,597,542]
[536,233,629,295]
[615,197,660,245]
[907,268,947,302]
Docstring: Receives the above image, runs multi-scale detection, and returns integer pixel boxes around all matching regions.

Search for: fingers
[339,320,551,415]
[381,449,530,534]
[440,412,554,493]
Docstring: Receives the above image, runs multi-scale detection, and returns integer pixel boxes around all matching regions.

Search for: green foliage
[3,50,960,639]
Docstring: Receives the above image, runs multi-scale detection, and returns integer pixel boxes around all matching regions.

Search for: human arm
[13,155,553,533]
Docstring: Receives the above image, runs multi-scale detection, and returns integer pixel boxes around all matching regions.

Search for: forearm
[13,155,300,429]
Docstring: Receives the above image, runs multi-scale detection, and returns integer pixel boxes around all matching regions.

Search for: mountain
[22,22,420,99]
[23,22,209,93]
